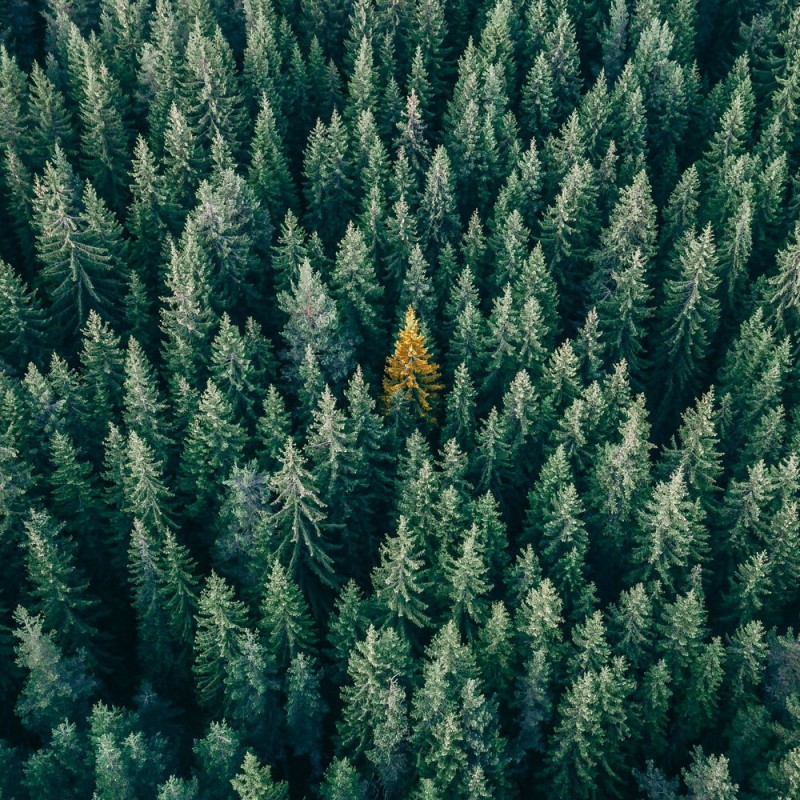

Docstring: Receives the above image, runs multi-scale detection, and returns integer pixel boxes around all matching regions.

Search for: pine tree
[383,306,443,423]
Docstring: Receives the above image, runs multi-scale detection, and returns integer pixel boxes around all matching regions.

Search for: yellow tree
[383,306,443,421]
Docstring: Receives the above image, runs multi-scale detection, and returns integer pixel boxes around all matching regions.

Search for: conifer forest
[5,0,800,797]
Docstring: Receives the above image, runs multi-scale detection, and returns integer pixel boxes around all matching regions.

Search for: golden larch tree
[382,306,443,421]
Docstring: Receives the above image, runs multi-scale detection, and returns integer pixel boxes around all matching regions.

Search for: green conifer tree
[266,438,337,596]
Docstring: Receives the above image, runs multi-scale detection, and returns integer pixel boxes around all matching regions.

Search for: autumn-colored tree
[382,306,443,422]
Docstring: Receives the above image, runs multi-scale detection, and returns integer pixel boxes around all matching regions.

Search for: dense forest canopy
[1,0,800,797]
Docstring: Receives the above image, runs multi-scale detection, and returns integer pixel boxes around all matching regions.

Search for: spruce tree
[123,432,174,534]
[78,58,129,210]
[331,222,383,347]
[278,258,354,387]
[249,93,296,223]
[13,606,96,737]
[178,379,246,524]
[0,259,44,368]
[22,508,98,654]
[32,148,123,337]
[181,20,246,161]
[372,515,431,636]
[266,438,337,596]
[260,558,315,670]
[193,571,248,709]
[655,224,720,413]
[159,230,216,391]
[27,61,77,170]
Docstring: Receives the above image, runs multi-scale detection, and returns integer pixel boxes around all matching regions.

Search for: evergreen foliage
[1,2,800,796]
